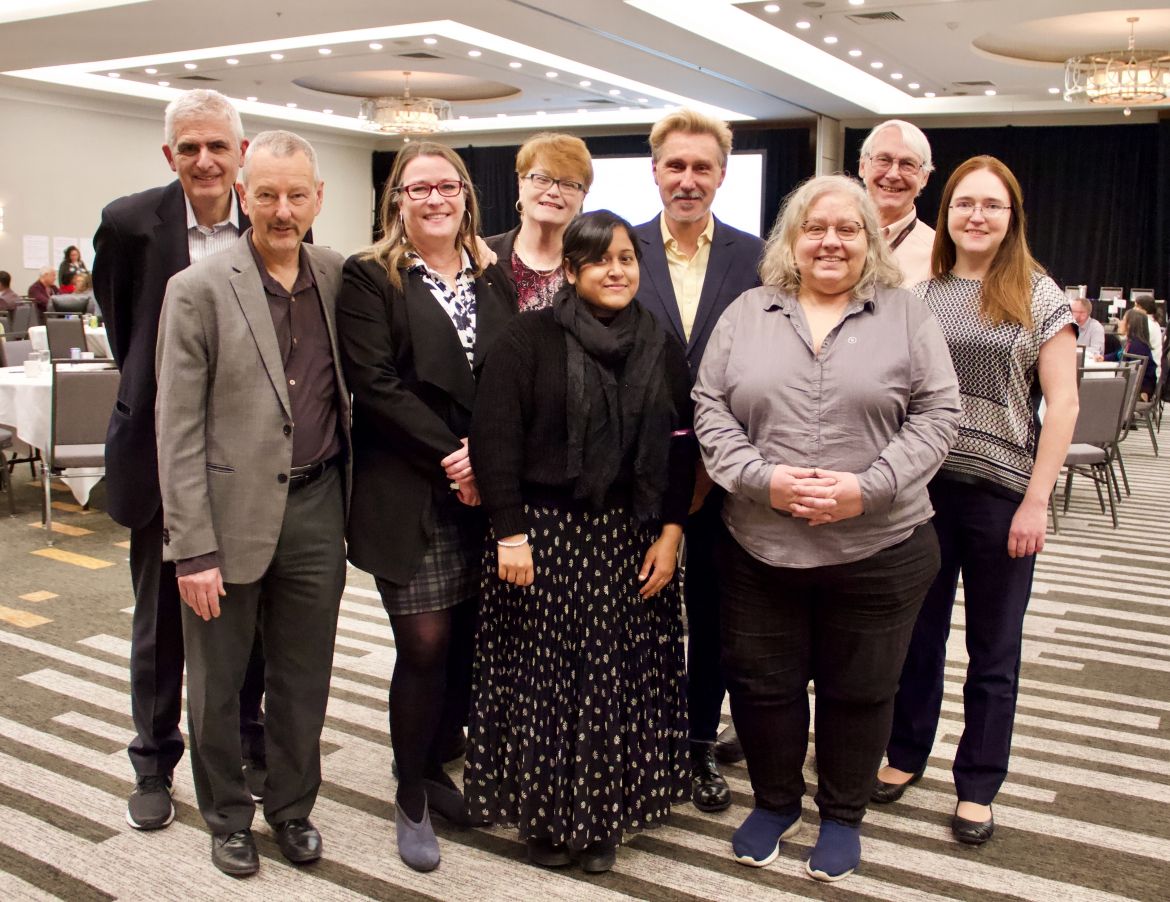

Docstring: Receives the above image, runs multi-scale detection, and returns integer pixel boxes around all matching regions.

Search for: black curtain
[372,125,813,239]
[845,123,1168,299]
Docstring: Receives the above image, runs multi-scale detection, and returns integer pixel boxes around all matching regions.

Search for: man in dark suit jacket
[92,88,264,832]
[634,109,765,814]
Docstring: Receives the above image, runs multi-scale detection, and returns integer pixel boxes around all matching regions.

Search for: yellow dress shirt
[661,214,715,341]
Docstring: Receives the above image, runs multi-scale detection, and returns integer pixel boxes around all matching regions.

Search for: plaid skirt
[375,498,486,616]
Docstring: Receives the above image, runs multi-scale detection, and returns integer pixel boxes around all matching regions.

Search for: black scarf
[552,284,672,522]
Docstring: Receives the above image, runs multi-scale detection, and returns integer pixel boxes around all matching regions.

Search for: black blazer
[633,214,764,383]
[337,255,517,584]
[484,226,520,286]
[93,181,253,529]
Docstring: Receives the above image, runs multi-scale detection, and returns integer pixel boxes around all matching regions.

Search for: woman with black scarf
[465,210,695,874]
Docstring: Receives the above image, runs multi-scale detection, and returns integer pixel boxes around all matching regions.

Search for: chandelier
[359,72,452,135]
[1064,17,1170,114]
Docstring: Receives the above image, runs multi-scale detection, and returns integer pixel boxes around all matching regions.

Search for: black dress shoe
[580,840,617,874]
[691,743,732,812]
[713,724,745,765]
[527,837,571,868]
[211,829,259,877]
[274,817,322,863]
[870,765,925,804]
[951,807,995,846]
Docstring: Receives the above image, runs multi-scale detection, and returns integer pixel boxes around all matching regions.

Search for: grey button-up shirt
[693,283,961,569]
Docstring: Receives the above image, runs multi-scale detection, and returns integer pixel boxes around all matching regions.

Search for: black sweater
[471,307,696,539]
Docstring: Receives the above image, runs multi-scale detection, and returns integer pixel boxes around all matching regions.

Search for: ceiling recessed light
[764,3,780,12]
[322,108,333,114]
[270,53,284,61]
[423,37,437,45]
[579,79,591,87]
[468,49,482,58]
[368,42,382,50]
[144,67,157,74]
[158,81,170,87]
[225,58,238,66]
[546,71,558,78]
[849,0,865,6]
[870,61,883,69]
[107,72,120,78]
[637,97,648,103]
[184,63,197,70]
[509,61,522,68]
[1048,87,1060,94]
[891,72,903,80]
[246,95,257,102]
[608,88,621,96]
[286,102,297,108]
[318,48,332,56]
[924,91,936,98]
[795,20,811,30]
[984,89,997,96]
[908,82,920,90]
[823,36,838,45]
[848,49,862,58]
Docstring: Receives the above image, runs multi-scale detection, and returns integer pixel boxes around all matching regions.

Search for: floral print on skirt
[464,500,689,851]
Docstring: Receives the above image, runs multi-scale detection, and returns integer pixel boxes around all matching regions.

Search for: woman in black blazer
[336,142,515,872]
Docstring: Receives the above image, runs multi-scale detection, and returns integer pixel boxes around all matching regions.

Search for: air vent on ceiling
[398,51,442,60]
[178,75,220,82]
[846,11,904,24]
[953,80,995,87]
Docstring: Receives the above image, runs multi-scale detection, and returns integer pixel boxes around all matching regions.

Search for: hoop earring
[515,199,523,215]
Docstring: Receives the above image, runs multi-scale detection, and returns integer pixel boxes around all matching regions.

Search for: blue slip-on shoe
[731,807,802,867]
[395,797,440,872]
[806,819,861,882]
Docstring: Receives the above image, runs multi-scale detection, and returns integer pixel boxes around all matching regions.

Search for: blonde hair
[515,132,593,188]
[649,109,733,167]
[759,174,901,295]
[363,143,484,291]
[931,155,1040,328]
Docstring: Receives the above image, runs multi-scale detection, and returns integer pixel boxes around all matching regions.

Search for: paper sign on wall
[22,234,49,270]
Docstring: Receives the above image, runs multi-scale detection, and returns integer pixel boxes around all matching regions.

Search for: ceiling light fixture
[468,49,482,58]
[848,49,862,58]
[795,21,811,30]
[509,61,522,68]
[225,58,238,66]
[1064,17,1169,114]
[891,72,902,80]
[823,36,838,45]
[158,80,169,87]
[107,72,120,78]
[144,67,157,74]
[270,53,284,61]
[870,61,883,70]
[546,71,558,78]
[318,48,332,56]
[763,3,779,12]
[423,37,437,45]
[359,71,451,135]
[368,43,383,50]
[908,82,919,90]
[184,63,197,70]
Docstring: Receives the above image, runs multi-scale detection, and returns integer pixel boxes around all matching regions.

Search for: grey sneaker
[126,774,174,830]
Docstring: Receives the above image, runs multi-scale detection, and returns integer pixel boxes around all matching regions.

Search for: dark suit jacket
[484,226,520,286]
[633,214,764,383]
[92,180,250,530]
[337,255,516,584]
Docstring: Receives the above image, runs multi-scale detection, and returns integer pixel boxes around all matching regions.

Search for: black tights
[388,600,475,820]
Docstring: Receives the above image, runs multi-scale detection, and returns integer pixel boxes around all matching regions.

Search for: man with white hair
[858,120,936,287]
[27,268,59,311]
[93,88,266,833]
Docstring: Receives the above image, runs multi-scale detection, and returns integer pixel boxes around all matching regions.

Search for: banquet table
[0,364,110,505]
[27,324,113,359]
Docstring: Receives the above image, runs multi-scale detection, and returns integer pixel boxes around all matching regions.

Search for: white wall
[0,85,375,283]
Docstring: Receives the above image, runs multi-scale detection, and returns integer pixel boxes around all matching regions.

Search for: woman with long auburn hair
[872,156,1078,846]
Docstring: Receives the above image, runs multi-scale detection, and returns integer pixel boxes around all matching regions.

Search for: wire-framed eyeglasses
[866,153,925,176]
[948,200,1011,218]
[800,221,865,241]
[523,172,587,196]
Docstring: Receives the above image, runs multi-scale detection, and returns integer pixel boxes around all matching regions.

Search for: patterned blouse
[406,250,477,369]
[511,252,563,312]
[916,272,1073,499]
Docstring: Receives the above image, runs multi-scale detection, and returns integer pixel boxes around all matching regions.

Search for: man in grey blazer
[155,130,349,877]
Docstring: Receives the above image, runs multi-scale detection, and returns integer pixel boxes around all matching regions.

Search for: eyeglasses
[398,180,465,201]
[523,172,587,196]
[801,221,864,241]
[865,153,924,176]
[948,200,1011,217]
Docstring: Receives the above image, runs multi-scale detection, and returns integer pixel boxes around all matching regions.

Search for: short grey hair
[860,119,934,174]
[164,89,244,149]
[241,130,320,185]
[1070,296,1092,314]
[759,174,902,295]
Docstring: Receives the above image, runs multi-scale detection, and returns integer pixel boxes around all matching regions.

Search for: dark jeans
[128,508,266,776]
[887,479,1037,804]
[683,490,727,744]
[718,523,940,825]
[183,464,345,834]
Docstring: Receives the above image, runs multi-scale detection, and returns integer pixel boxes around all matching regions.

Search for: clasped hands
[441,437,480,506]
[769,464,864,526]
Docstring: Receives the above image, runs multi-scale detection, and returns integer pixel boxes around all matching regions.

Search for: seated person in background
[1116,308,1156,400]
[58,245,89,289]
[1134,297,1163,382]
[27,268,59,310]
[1070,297,1104,360]
[59,272,78,294]
[0,271,21,312]
[50,272,97,314]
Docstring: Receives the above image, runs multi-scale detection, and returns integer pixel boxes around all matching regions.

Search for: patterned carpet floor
[0,427,1167,901]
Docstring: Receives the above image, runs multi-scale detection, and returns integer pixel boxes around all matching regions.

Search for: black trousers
[182,464,346,835]
[683,490,727,744]
[886,479,1037,804]
[127,508,266,776]
[718,523,940,825]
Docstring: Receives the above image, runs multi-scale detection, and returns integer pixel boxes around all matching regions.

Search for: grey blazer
[155,233,350,584]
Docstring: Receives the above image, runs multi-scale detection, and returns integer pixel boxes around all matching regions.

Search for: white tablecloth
[27,325,112,359]
[0,364,107,505]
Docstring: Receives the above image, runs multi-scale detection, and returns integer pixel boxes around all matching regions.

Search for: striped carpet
[0,429,1166,901]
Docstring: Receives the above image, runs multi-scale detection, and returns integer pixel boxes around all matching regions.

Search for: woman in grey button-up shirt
[693,174,960,882]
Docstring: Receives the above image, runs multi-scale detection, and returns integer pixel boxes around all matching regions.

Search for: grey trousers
[182,463,346,835]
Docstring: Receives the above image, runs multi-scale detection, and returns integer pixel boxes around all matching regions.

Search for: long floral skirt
[464,500,689,851]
